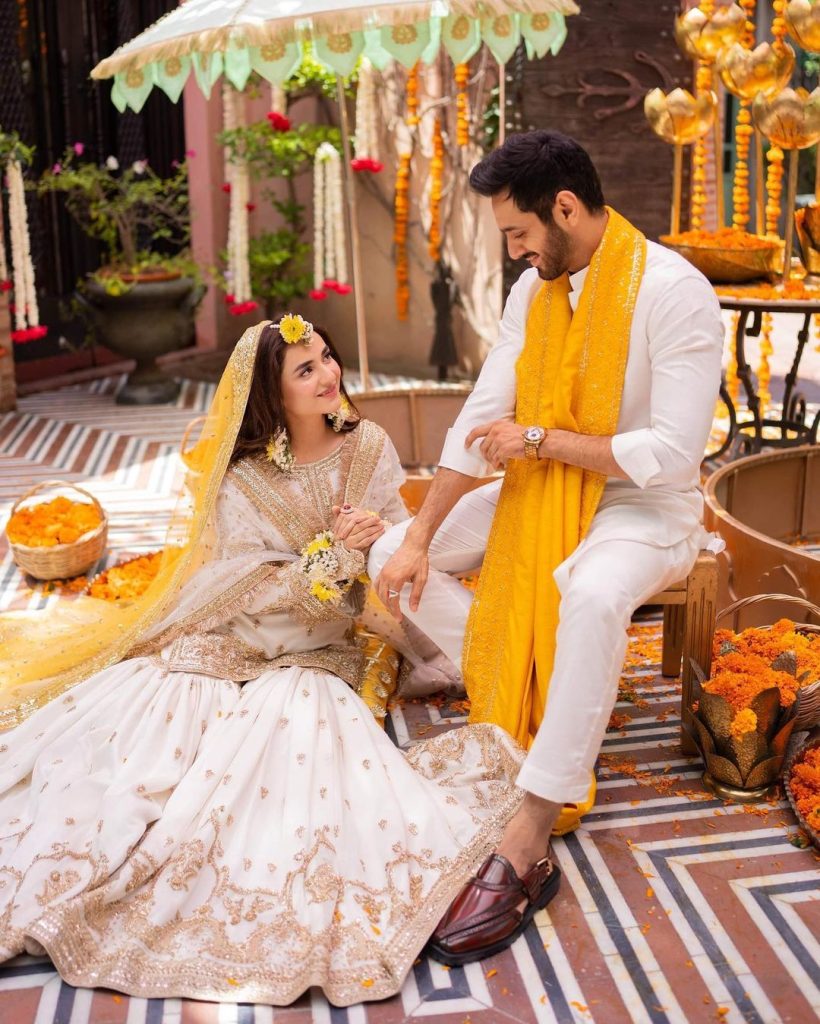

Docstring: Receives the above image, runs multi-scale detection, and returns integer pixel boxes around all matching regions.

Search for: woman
[0,318,523,1006]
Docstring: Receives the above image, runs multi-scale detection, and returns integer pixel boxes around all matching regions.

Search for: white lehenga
[0,420,523,1006]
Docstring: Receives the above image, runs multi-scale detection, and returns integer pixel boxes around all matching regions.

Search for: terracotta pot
[76,275,205,405]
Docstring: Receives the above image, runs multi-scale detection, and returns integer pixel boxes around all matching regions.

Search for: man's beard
[529,221,571,281]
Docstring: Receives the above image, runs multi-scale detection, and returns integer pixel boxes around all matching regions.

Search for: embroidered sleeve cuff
[611,429,663,489]
[438,427,491,478]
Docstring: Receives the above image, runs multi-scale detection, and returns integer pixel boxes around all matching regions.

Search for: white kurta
[370,241,726,802]
[0,424,524,1006]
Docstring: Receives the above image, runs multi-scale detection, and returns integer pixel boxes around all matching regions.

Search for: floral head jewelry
[275,313,313,346]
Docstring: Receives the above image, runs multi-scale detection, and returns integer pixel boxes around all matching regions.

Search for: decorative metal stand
[713,295,820,459]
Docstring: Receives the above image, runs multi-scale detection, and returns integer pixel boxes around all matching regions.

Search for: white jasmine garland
[299,529,350,604]
[353,58,378,163]
[7,159,39,330]
[0,203,8,284]
[105,155,119,170]
[222,84,252,304]
[271,83,286,115]
[313,143,347,288]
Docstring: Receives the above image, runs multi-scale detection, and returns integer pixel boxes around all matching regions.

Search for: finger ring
[387,588,400,598]
[342,504,354,514]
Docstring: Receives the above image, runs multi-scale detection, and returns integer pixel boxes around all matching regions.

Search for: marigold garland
[815,312,820,354]
[7,496,101,547]
[726,310,741,402]
[765,144,784,237]
[758,310,773,416]
[771,0,788,50]
[428,117,444,262]
[87,551,163,602]
[394,152,411,320]
[406,63,420,128]
[788,746,820,829]
[455,63,470,148]
[690,62,714,231]
[732,103,753,232]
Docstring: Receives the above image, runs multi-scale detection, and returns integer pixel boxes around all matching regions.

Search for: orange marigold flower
[788,747,820,828]
[729,707,758,740]
[665,228,778,251]
[87,551,163,602]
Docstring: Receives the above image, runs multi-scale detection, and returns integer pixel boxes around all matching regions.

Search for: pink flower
[228,300,259,316]
[322,279,339,292]
[309,289,328,301]
[185,149,197,158]
[266,111,292,132]
[221,183,232,194]
[0,280,12,292]
[224,293,236,305]
[52,163,62,175]
[246,202,256,212]
[335,283,352,295]
[11,325,48,343]
[72,142,85,156]
[351,158,384,173]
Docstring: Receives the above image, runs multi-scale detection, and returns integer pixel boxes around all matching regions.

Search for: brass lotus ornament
[752,86,820,149]
[674,2,746,62]
[717,41,796,101]
[785,0,820,52]
[645,88,717,234]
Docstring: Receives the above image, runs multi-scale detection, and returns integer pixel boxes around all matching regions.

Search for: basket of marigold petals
[5,480,108,580]
[783,735,820,850]
[660,228,783,283]
[685,594,820,801]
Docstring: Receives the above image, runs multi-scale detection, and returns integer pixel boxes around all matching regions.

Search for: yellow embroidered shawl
[463,208,646,753]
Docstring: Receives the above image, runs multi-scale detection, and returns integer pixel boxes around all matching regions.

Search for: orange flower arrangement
[7,496,102,547]
[771,0,788,51]
[428,117,444,262]
[455,62,470,147]
[665,227,778,249]
[758,311,773,414]
[707,618,820,716]
[87,551,163,602]
[394,152,411,320]
[788,746,820,829]
[729,707,758,739]
[732,103,753,232]
[714,277,820,300]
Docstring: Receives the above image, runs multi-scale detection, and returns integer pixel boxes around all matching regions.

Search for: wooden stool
[650,550,718,755]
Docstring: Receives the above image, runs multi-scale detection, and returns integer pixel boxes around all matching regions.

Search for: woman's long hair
[231,323,359,463]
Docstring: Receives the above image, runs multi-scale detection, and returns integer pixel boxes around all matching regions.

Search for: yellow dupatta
[463,209,646,814]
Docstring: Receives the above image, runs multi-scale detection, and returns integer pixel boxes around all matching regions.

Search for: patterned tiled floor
[0,374,818,1024]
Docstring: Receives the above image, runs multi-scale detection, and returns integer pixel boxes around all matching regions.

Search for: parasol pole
[335,77,370,390]
[498,63,506,145]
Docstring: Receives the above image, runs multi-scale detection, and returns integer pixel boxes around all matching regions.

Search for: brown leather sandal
[426,851,561,966]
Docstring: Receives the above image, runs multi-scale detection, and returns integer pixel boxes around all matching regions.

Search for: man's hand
[374,537,430,621]
[465,420,527,470]
[331,504,385,553]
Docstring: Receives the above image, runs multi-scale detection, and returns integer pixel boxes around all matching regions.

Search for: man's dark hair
[469,131,605,222]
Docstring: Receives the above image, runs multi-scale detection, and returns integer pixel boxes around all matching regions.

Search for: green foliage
[482,87,500,153]
[248,229,313,315]
[219,121,341,179]
[0,128,35,168]
[284,47,357,99]
[37,149,190,271]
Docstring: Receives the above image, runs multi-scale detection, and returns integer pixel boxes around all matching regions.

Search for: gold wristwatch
[522,425,546,461]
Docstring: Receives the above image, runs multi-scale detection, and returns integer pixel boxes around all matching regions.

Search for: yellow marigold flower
[310,579,338,603]
[729,708,758,740]
[278,313,312,345]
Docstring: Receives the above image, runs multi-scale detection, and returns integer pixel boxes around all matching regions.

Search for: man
[369,130,724,964]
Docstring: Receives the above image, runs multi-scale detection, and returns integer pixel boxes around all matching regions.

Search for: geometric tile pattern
[1,376,818,1024]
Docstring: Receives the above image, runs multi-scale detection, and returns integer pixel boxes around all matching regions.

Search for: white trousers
[368,480,700,804]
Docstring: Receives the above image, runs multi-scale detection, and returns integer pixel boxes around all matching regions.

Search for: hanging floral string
[455,63,470,147]
[771,0,788,49]
[0,208,8,290]
[352,58,383,173]
[814,313,820,354]
[690,61,713,230]
[7,158,45,343]
[406,63,420,129]
[394,153,411,319]
[428,117,444,262]
[731,0,755,231]
[222,84,256,316]
[726,311,740,402]
[312,142,349,301]
[765,144,784,236]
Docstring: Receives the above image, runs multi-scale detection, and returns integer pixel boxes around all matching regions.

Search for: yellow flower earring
[328,395,356,432]
[265,428,294,473]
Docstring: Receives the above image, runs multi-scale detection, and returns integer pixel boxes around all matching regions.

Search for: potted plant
[37,146,204,404]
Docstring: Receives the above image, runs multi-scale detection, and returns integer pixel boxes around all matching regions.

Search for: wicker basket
[6,480,108,580]
[783,733,820,850]
[716,594,820,733]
